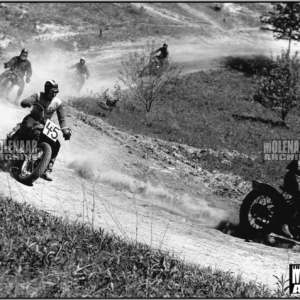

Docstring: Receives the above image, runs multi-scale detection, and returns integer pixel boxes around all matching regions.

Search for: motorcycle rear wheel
[18,142,52,184]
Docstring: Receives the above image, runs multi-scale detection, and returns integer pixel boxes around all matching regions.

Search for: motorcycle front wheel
[18,142,52,184]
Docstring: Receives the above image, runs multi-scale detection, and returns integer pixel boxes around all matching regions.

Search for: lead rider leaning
[19,80,71,181]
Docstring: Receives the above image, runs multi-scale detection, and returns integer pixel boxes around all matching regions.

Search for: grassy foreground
[0,196,288,298]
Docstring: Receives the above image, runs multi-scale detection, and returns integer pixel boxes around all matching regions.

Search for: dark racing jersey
[284,160,300,197]
[154,47,169,59]
[5,56,32,79]
[21,92,66,128]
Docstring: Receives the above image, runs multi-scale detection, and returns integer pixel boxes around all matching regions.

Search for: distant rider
[140,43,169,77]
[151,43,169,65]
[20,80,71,182]
[0,48,32,103]
[68,57,90,92]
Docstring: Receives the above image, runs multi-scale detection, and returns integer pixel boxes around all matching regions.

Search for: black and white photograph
[0,1,299,297]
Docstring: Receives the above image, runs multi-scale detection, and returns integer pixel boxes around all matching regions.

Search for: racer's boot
[41,161,54,182]
[277,224,293,239]
[270,218,293,239]
[41,169,53,182]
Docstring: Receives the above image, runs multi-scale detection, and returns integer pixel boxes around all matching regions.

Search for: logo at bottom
[290,264,300,294]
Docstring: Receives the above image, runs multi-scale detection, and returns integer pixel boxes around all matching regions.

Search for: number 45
[45,121,59,140]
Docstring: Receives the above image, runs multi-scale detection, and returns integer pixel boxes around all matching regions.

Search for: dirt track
[0,33,298,290]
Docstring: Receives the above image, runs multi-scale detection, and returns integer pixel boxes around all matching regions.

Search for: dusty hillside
[0,2,297,292]
[0,3,271,49]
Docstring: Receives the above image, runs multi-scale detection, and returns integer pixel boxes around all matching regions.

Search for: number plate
[43,119,61,142]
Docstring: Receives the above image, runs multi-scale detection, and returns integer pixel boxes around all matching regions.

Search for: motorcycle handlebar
[32,102,45,111]
[8,68,21,74]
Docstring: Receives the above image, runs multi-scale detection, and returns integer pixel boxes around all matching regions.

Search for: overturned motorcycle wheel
[17,142,52,185]
[239,190,277,238]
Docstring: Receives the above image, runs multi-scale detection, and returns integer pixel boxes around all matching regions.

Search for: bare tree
[119,41,182,158]
[119,40,182,113]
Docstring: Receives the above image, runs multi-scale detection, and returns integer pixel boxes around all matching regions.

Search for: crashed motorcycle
[0,69,22,99]
[1,103,71,186]
[239,180,300,241]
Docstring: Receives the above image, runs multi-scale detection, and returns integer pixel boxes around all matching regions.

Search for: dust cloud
[24,47,82,98]
[0,99,22,138]
[64,151,230,227]
[1,46,103,102]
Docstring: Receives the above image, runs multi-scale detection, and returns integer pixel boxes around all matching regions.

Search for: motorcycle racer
[264,160,299,239]
[277,159,300,238]
[151,43,169,65]
[0,48,32,103]
[68,57,90,92]
[20,80,71,181]
[139,43,169,77]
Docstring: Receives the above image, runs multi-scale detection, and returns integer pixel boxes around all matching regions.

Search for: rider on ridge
[151,43,169,65]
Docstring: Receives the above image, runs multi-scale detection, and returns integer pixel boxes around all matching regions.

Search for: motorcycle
[2,103,71,186]
[139,56,167,77]
[0,69,22,99]
[71,72,85,94]
[239,180,300,241]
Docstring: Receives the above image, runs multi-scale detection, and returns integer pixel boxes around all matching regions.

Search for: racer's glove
[26,77,30,83]
[23,102,31,108]
[62,128,72,141]
[4,62,8,69]
[39,117,46,125]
